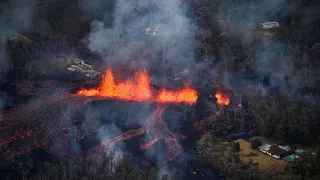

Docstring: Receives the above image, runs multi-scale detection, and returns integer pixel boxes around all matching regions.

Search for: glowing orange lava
[155,88,198,105]
[77,67,198,105]
[78,67,152,102]
[215,92,230,106]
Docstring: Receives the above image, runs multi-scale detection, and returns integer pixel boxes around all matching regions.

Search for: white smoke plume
[81,0,199,75]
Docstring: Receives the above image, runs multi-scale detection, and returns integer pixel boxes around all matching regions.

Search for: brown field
[235,138,287,173]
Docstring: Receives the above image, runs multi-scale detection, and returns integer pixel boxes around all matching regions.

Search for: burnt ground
[0,75,223,179]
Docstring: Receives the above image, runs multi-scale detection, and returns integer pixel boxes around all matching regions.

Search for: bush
[251,139,262,149]
[233,142,241,152]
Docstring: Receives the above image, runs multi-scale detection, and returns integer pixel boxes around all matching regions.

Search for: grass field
[235,139,287,173]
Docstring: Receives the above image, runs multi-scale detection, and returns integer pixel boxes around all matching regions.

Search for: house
[259,143,296,159]
[144,23,163,36]
[259,22,280,29]
[266,145,295,159]
[259,144,271,153]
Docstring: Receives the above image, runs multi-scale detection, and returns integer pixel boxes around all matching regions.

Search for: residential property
[234,138,287,172]
[259,21,280,29]
[259,143,297,160]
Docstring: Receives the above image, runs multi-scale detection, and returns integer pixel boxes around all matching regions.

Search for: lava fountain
[78,67,198,161]
[77,67,198,105]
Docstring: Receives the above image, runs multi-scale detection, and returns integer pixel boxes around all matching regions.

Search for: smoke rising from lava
[81,0,199,75]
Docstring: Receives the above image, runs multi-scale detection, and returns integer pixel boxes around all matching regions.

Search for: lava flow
[90,105,186,161]
[0,95,88,159]
[78,68,198,161]
[193,91,230,132]
[77,67,198,105]
[79,68,199,161]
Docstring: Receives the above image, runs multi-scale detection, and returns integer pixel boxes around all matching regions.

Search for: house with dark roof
[265,145,295,159]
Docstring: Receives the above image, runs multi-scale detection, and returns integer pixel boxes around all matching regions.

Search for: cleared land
[235,139,287,173]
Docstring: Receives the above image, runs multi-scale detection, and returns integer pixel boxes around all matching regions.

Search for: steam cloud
[206,0,315,95]
[81,0,199,76]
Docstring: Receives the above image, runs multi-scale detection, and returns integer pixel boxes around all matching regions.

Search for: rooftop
[268,145,287,156]
[259,144,272,150]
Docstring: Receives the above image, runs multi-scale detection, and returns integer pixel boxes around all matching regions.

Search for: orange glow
[77,67,198,105]
[215,92,230,106]
[78,67,152,102]
[155,88,198,105]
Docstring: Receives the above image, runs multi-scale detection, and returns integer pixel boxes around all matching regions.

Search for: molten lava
[215,92,230,106]
[193,91,230,133]
[77,67,198,105]
[78,67,152,102]
[90,105,186,161]
[155,88,198,105]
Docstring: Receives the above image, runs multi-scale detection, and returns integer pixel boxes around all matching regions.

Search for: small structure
[170,69,196,85]
[144,23,163,36]
[67,58,100,78]
[259,22,280,29]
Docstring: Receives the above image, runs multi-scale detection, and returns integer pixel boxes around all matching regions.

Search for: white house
[260,21,280,29]
[259,144,271,153]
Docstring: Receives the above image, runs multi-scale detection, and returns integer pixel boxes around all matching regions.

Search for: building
[144,23,163,36]
[259,143,294,159]
[266,145,289,159]
[259,144,271,153]
[67,57,101,78]
[259,21,280,30]
[259,144,295,159]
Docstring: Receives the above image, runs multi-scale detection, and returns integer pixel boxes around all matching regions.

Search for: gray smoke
[0,0,40,109]
[81,0,199,75]
[0,41,10,110]
[0,0,39,33]
[202,0,307,95]
[0,41,10,80]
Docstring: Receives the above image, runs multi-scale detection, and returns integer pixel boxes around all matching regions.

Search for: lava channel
[89,105,186,162]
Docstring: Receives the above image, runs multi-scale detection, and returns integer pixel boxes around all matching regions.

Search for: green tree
[251,139,262,150]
